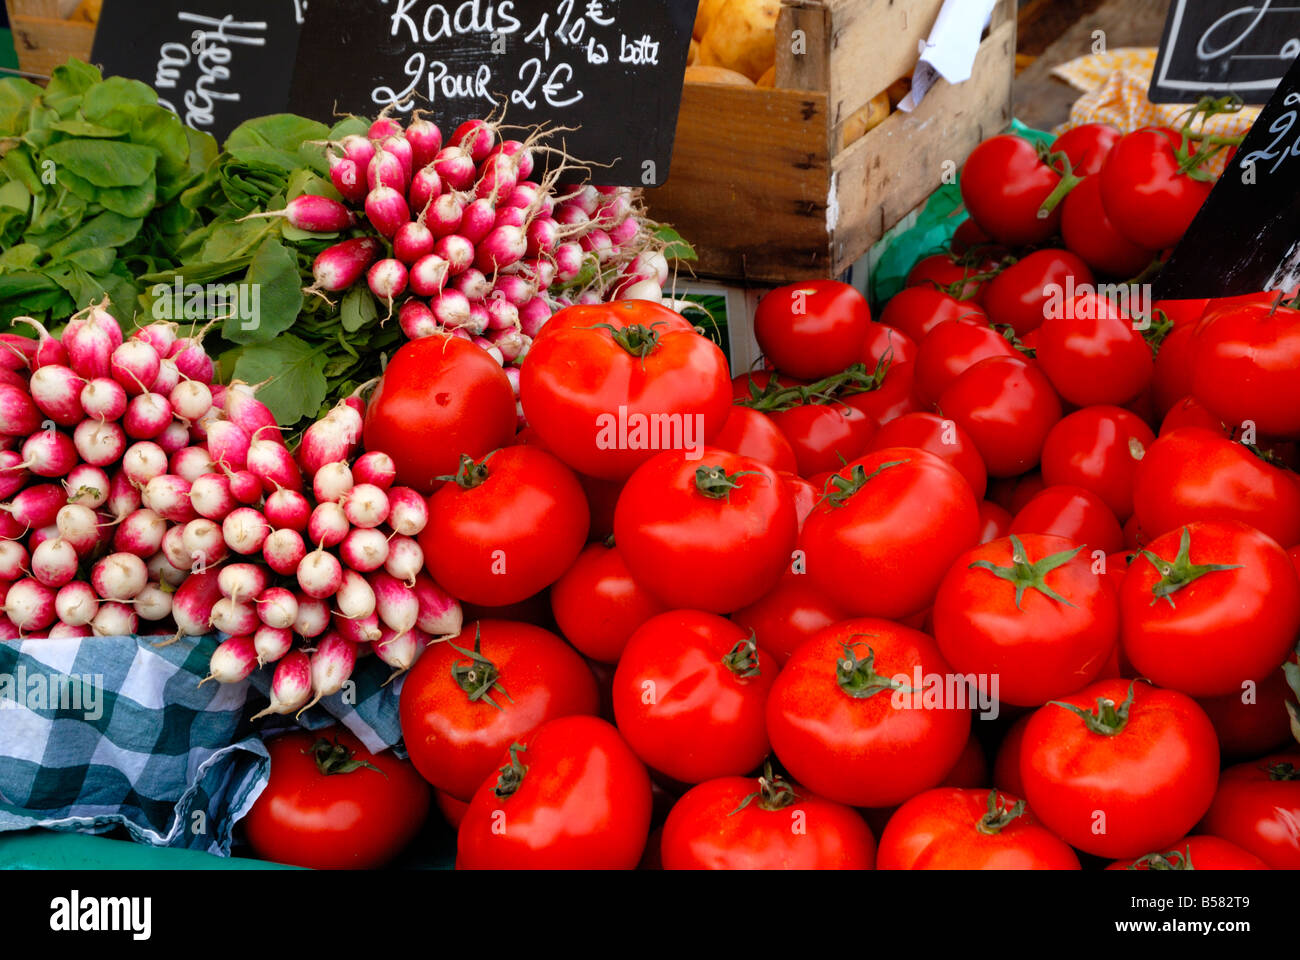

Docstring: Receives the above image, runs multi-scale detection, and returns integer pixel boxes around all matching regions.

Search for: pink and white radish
[339,527,389,573]
[253,624,294,666]
[297,546,343,600]
[335,568,377,620]
[170,446,213,484]
[172,569,223,637]
[142,474,195,524]
[221,507,270,556]
[112,508,167,558]
[293,594,331,639]
[91,552,148,601]
[210,596,258,636]
[386,486,428,536]
[72,419,126,467]
[412,572,463,638]
[309,237,384,295]
[307,501,350,548]
[336,610,383,644]
[121,441,168,486]
[54,581,98,627]
[55,503,99,555]
[255,586,299,630]
[251,650,312,717]
[264,488,310,532]
[218,563,269,604]
[342,483,389,529]
[241,194,357,232]
[312,460,353,503]
[263,528,307,576]
[201,635,260,687]
[123,392,171,440]
[385,535,424,586]
[189,472,234,520]
[91,601,138,637]
[299,632,358,714]
[29,365,85,426]
[3,483,67,530]
[134,583,173,622]
[17,430,78,478]
[30,537,77,588]
[110,340,161,396]
[4,577,55,632]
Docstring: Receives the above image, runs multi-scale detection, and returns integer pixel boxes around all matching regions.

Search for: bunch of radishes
[0,302,461,718]
[295,113,671,376]
[198,405,463,719]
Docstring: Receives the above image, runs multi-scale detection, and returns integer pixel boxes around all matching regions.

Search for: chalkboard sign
[91,1,304,141]
[1153,54,1300,298]
[287,0,697,186]
[1150,0,1300,105]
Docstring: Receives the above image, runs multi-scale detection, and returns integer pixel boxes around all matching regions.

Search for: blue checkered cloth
[0,634,406,856]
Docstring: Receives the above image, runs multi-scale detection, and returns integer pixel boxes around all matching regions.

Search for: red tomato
[420,446,589,606]
[1132,427,1300,547]
[1159,395,1227,436]
[243,729,430,870]
[802,447,980,619]
[951,217,996,255]
[1197,664,1296,760]
[710,406,799,473]
[1151,323,1197,419]
[1011,484,1124,553]
[660,767,876,869]
[549,541,667,664]
[993,713,1032,798]
[612,611,777,784]
[977,500,1012,543]
[868,411,988,500]
[435,788,469,830]
[879,287,988,344]
[877,788,1081,870]
[982,250,1095,337]
[1120,521,1300,697]
[731,369,806,402]
[780,471,818,532]
[840,359,923,431]
[1200,752,1300,868]
[938,356,1063,478]
[960,134,1063,246]
[614,448,798,613]
[399,620,599,800]
[1036,293,1154,407]
[768,401,875,476]
[906,253,991,301]
[914,319,1018,407]
[1106,835,1269,870]
[1020,679,1220,858]
[1051,122,1121,175]
[1041,406,1155,521]
[456,715,653,869]
[941,733,989,788]
[1190,294,1300,437]
[576,471,623,543]
[934,533,1118,706]
[730,570,847,665]
[362,335,516,494]
[766,619,971,807]
[1060,174,1156,278]
[753,280,871,379]
[862,323,917,369]
[520,301,731,479]
[1100,127,1212,251]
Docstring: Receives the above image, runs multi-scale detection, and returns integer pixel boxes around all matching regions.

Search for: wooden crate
[6,0,96,79]
[646,0,1016,284]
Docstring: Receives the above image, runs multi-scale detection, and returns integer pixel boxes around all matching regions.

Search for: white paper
[899,0,999,112]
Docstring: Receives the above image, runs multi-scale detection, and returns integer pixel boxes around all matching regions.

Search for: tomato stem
[1035,148,1084,218]
[817,459,910,509]
[976,790,1026,836]
[304,736,385,778]
[493,742,528,799]
[436,452,494,490]
[694,465,766,501]
[1136,526,1242,607]
[736,357,891,413]
[585,321,665,359]
[835,639,913,700]
[1049,680,1138,736]
[728,761,800,815]
[1125,846,1194,870]
[447,623,515,711]
[968,533,1081,610]
[1268,761,1300,781]
[722,633,762,679]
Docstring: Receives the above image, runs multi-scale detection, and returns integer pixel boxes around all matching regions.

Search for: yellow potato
[684,65,755,87]
[688,38,699,66]
[843,91,892,147]
[694,0,730,41]
[756,65,776,88]
[699,0,780,82]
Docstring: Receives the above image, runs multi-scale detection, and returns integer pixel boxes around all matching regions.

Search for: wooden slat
[7,0,61,18]
[9,15,95,78]
[821,0,943,134]
[646,84,832,283]
[774,1,830,92]
[829,17,1016,275]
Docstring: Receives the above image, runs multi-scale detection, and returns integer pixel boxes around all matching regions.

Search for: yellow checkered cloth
[1051,48,1258,176]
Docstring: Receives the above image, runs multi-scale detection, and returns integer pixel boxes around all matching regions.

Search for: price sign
[287,1,697,186]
